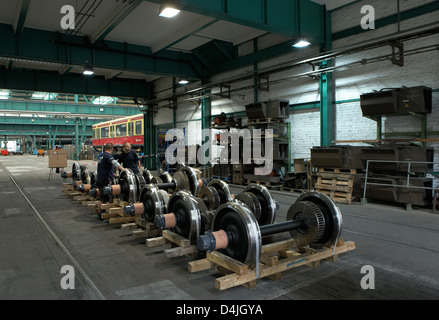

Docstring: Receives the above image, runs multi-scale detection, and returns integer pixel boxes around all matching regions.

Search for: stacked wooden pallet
[314,168,356,204]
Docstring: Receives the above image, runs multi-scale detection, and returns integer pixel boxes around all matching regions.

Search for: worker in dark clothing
[97,143,124,209]
[115,142,141,174]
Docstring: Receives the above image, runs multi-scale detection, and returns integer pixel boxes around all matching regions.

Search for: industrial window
[135,121,142,135]
[101,127,109,138]
[116,123,127,137]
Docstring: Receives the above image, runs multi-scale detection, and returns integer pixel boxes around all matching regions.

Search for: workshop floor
[1,154,439,301]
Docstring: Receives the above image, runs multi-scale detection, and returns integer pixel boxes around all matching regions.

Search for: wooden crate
[187,238,355,291]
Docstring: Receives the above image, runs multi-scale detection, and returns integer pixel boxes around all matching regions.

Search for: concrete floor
[1,154,439,301]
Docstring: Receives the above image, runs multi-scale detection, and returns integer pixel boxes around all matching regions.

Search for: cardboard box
[294,159,306,173]
[48,150,68,168]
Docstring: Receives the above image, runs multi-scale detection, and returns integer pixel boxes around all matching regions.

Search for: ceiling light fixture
[83,61,94,75]
[159,2,180,18]
[178,78,189,85]
[293,39,311,48]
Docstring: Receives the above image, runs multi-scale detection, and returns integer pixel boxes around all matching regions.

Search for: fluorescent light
[159,7,180,18]
[0,90,9,99]
[293,40,311,48]
[83,61,94,75]
[178,78,189,85]
[32,92,46,99]
[93,96,113,105]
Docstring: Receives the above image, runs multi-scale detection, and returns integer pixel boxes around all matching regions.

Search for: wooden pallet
[145,230,199,259]
[187,238,355,291]
[315,169,355,204]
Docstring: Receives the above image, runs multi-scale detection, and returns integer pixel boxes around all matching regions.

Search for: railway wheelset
[61,161,98,193]
[61,161,345,270]
[103,164,205,204]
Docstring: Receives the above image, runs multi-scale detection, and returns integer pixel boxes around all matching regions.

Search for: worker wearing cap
[97,143,124,208]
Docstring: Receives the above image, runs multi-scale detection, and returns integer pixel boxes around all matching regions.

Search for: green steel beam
[0,129,90,137]
[0,67,151,99]
[0,116,101,126]
[145,0,325,40]
[208,39,305,76]
[0,23,205,83]
[14,0,31,34]
[0,100,140,117]
[0,123,92,133]
[332,1,439,41]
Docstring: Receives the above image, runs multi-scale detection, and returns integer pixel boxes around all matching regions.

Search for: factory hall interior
[1,0,439,305]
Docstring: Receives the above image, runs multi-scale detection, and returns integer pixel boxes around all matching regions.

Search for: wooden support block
[187,259,213,273]
[325,254,338,262]
[162,230,191,248]
[133,228,161,238]
[109,207,124,217]
[109,216,135,224]
[68,192,81,197]
[135,215,147,228]
[207,251,248,276]
[82,200,98,206]
[261,238,296,254]
[306,260,320,268]
[164,245,198,258]
[101,212,118,219]
[146,236,167,247]
[121,223,137,231]
[215,270,257,291]
[261,255,281,281]
[73,196,88,201]
[101,203,115,210]
[132,229,148,238]
[113,199,129,207]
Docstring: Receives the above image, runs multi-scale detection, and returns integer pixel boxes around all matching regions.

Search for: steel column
[319,10,333,147]
[201,89,211,165]
[144,111,153,170]
[75,117,79,160]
